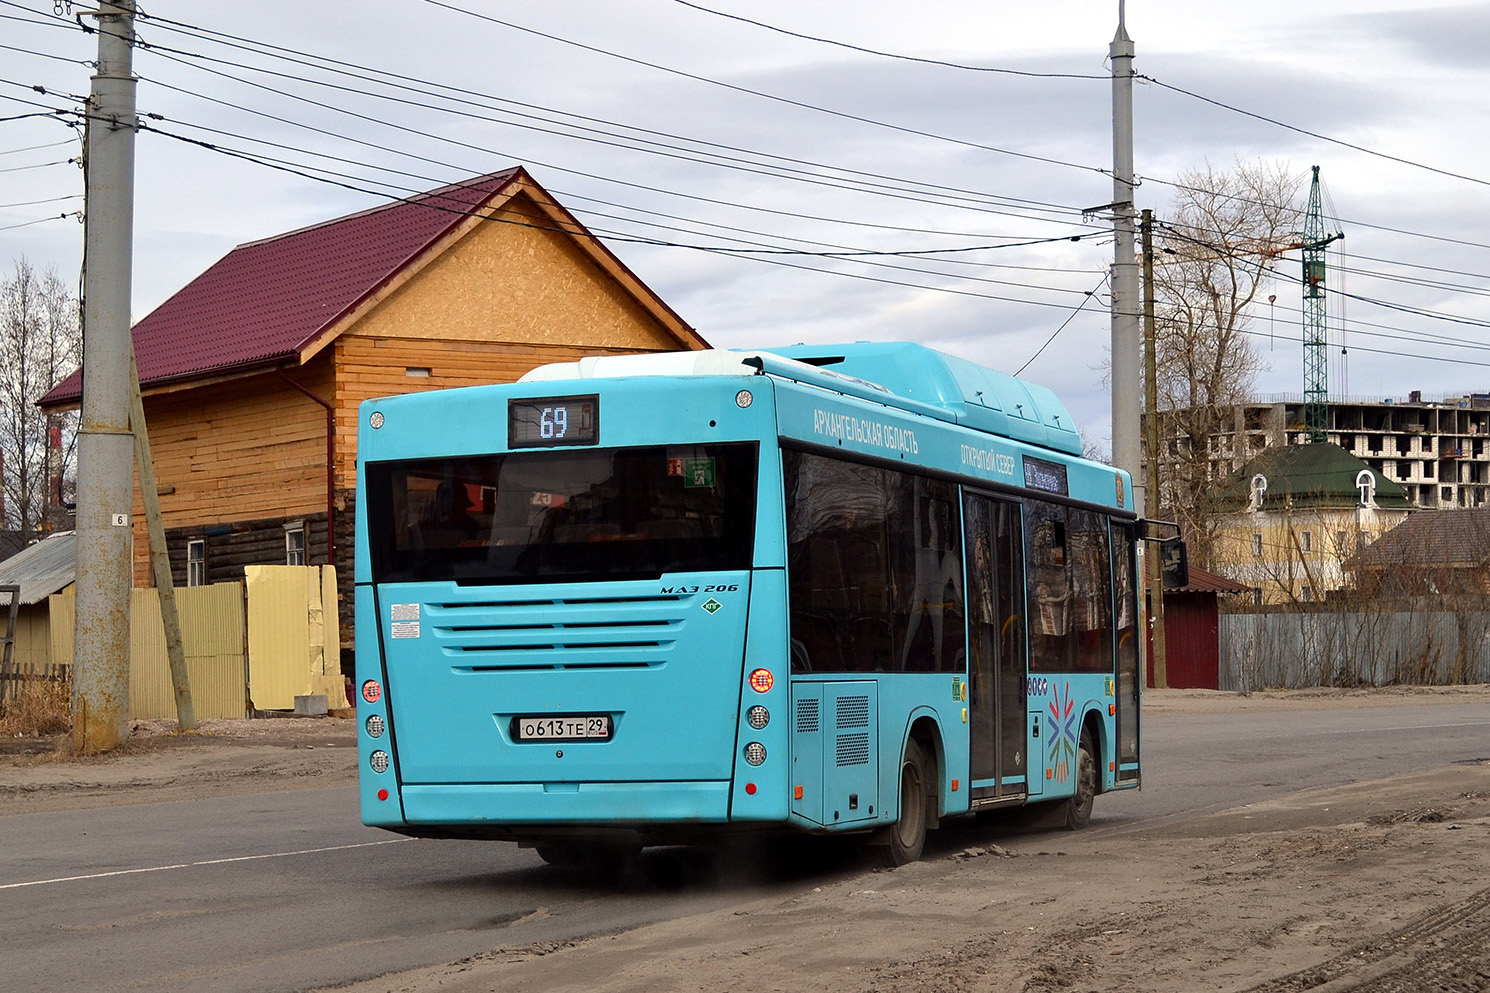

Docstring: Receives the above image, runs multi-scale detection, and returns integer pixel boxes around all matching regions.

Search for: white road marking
[0,837,413,891]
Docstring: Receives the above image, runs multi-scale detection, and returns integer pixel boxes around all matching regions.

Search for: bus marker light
[1110,761,1116,772]
[735,390,753,408]
[1046,768,1053,780]
[377,789,389,801]
[1109,704,1116,716]
[745,782,757,795]
[951,779,959,792]
[748,669,774,693]
[794,785,803,800]
[361,680,382,704]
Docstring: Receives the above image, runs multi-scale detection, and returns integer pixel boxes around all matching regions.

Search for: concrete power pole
[1109,2,1142,504]
[73,0,138,753]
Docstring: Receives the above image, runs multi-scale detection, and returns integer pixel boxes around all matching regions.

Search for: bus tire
[886,739,930,865]
[1063,731,1097,831]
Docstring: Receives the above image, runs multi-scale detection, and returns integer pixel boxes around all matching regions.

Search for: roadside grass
[0,674,71,738]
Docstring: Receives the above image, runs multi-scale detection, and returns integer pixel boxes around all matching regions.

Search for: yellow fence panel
[245,565,347,712]
[48,583,248,720]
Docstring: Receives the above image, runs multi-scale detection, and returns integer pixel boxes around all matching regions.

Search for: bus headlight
[747,705,770,729]
[365,714,385,738]
[369,750,391,773]
[744,742,767,766]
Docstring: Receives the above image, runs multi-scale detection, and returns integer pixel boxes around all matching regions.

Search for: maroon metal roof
[43,168,525,405]
[1169,565,1251,595]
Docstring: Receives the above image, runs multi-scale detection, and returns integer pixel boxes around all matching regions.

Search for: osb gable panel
[130,365,334,583]
[348,191,684,351]
[329,336,662,487]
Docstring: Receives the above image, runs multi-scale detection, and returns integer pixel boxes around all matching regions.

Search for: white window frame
[284,522,306,566]
[187,538,206,587]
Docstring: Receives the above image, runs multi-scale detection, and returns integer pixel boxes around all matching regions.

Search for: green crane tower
[1302,165,1344,443]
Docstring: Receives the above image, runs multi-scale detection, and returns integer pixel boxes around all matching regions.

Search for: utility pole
[1141,210,1168,689]
[73,0,137,753]
[1109,1,1142,503]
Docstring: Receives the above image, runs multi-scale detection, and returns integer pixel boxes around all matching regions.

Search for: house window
[1251,533,1263,557]
[1337,530,1348,551]
[285,522,306,566]
[1300,585,1313,602]
[187,539,206,587]
[1300,530,1312,553]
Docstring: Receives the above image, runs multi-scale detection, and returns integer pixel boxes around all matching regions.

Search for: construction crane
[1301,165,1344,443]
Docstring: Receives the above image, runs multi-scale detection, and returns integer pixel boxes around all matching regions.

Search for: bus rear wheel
[1063,731,1097,831]
[885,740,930,865]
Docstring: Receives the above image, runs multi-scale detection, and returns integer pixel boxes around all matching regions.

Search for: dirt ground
[4,687,1490,992]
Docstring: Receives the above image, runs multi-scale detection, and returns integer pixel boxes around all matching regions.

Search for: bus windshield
[364,442,758,584]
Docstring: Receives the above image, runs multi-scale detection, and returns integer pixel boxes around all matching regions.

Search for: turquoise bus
[355,342,1149,865]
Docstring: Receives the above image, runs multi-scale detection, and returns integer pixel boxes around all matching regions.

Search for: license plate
[512,714,612,742]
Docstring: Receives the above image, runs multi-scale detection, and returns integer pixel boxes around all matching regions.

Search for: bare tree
[1151,160,1305,567]
[0,258,82,540]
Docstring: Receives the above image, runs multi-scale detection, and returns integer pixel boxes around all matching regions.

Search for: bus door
[964,493,1028,802]
[1112,522,1141,783]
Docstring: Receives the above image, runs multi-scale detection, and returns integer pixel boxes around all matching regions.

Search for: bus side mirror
[1160,536,1189,589]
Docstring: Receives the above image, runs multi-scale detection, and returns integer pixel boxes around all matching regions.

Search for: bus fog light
[747,705,770,729]
[365,714,385,738]
[744,742,767,766]
[370,750,391,774]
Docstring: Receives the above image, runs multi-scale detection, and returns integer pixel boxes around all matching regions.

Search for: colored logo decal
[701,598,723,614]
[1048,681,1079,784]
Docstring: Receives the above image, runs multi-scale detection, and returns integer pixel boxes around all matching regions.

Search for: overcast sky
[4,0,1490,453]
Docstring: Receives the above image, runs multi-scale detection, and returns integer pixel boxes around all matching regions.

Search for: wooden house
[40,168,708,657]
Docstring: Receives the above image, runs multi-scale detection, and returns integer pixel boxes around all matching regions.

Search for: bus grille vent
[835,732,870,767]
[835,695,870,729]
[795,698,820,733]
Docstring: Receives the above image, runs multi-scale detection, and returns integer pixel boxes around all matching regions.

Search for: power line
[138,51,1098,232]
[133,12,1093,222]
[0,211,78,232]
[1015,276,1108,376]
[670,1,1107,79]
[416,0,1116,182]
[1140,74,1490,191]
[0,193,79,208]
[0,137,74,155]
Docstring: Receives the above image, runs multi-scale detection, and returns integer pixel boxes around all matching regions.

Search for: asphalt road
[3,698,1488,993]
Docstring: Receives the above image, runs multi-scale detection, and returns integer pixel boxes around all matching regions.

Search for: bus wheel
[1063,731,1097,830]
[886,740,930,865]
